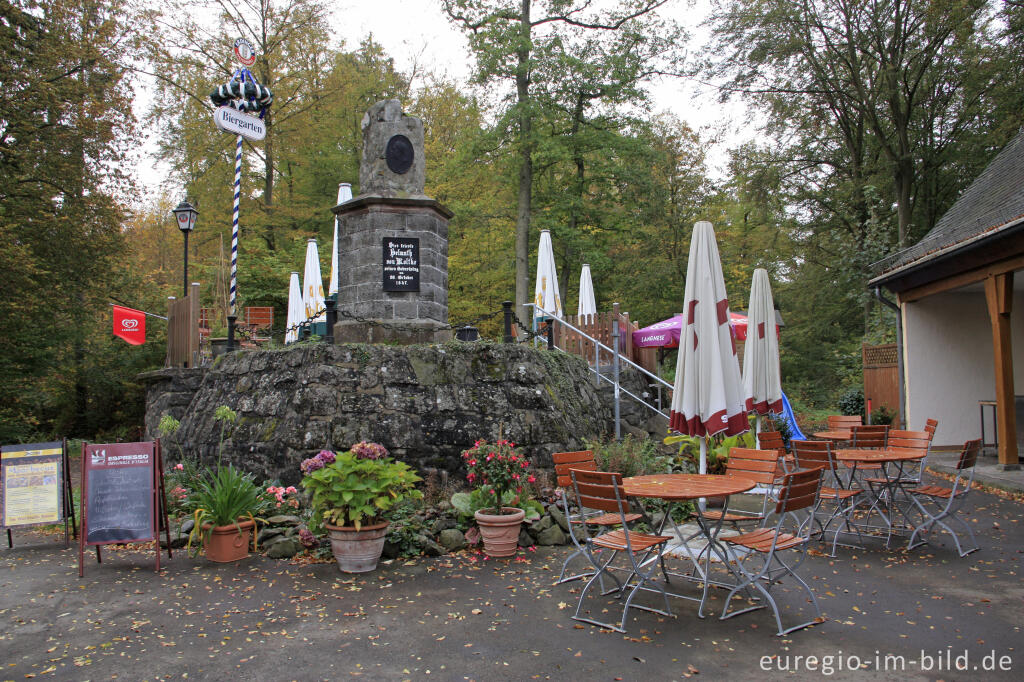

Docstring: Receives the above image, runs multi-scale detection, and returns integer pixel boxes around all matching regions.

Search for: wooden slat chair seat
[704,448,784,526]
[791,439,865,556]
[720,467,825,636]
[908,439,981,557]
[552,451,639,585]
[569,469,673,633]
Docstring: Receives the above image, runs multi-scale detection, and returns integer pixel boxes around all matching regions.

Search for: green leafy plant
[869,405,895,426]
[186,464,269,554]
[214,405,238,464]
[765,415,793,447]
[837,388,865,418]
[585,434,673,477]
[450,487,543,522]
[301,448,423,531]
[459,438,537,515]
[664,422,756,475]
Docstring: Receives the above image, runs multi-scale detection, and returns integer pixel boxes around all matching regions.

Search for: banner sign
[213,106,266,141]
[79,441,171,575]
[1,440,76,548]
[382,237,420,292]
[113,305,146,345]
[1,442,63,527]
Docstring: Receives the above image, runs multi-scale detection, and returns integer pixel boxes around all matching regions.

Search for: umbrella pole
[756,415,762,436]
[698,437,707,512]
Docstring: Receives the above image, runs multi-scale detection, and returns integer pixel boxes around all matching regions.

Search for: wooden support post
[984,272,1019,470]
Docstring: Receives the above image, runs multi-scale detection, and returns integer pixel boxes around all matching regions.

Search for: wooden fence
[863,343,900,422]
[555,304,658,375]
[166,283,200,368]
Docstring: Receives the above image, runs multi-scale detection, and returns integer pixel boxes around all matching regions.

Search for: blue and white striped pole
[230,133,242,316]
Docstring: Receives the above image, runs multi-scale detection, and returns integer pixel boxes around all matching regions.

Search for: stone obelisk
[332,100,452,344]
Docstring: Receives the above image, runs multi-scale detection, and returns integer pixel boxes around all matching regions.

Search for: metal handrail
[524,304,672,423]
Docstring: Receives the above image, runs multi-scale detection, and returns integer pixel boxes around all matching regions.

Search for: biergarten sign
[213,106,266,141]
[382,237,420,292]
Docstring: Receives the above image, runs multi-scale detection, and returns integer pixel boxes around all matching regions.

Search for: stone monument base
[334,319,452,345]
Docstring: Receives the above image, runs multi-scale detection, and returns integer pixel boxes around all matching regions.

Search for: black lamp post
[172,200,199,297]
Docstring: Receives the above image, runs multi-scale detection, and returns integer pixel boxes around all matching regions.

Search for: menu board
[82,442,155,545]
[382,237,420,292]
[0,441,64,528]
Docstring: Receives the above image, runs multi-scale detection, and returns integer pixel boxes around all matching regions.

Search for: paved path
[2,474,1022,681]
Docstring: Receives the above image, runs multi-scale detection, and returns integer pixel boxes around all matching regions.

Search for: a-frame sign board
[1,439,77,548]
[78,441,172,576]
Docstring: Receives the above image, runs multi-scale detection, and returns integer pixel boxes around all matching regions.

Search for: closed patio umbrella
[669,221,749,474]
[533,229,563,320]
[303,238,326,323]
[328,182,352,297]
[742,268,783,431]
[577,263,597,321]
[285,272,302,344]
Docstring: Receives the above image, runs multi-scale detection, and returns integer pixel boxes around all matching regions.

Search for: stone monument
[332,99,452,344]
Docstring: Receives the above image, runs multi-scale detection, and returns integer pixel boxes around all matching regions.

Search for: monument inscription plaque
[382,237,420,292]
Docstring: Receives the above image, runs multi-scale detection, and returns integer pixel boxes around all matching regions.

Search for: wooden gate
[863,343,900,422]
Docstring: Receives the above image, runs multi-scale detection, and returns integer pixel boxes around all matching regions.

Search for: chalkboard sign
[79,441,171,575]
[1,440,76,548]
[382,237,420,292]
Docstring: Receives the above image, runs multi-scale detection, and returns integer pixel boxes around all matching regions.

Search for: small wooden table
[835,448,928,546]
[622,474,756,617]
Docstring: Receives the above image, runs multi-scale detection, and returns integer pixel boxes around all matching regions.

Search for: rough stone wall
[142,343,660,486]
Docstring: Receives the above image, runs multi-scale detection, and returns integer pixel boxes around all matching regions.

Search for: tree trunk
[514,0,532,322]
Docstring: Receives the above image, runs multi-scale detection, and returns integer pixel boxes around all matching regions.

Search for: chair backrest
[553,450,596,488]
[725,447,783,485]
[924,418,939,438]
[245,306,274,329]
[851,424,888,448]
[887,430,931,452]
[774,466,824,515]
[758,430,786,455]
[790,440,837,476]
[956,439,981,470]
[827,415,862,430]
[569,469,628,515]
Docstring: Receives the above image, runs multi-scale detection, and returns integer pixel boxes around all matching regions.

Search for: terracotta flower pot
[324,521,389,573]
[474,507,525,557]
[203,519,255,563]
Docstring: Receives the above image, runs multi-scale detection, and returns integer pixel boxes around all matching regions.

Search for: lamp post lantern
[172,200,199,297]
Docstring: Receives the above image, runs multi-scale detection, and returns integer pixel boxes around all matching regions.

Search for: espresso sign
[382,237,420,292]
[79,441,171,575]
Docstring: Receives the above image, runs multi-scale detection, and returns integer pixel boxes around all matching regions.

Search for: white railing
[525,304,672,437]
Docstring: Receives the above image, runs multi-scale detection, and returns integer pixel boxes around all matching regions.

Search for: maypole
[210,37,273,351]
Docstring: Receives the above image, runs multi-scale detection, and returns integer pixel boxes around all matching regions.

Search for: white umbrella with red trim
[669,221,749,474]
[742,268,783,432]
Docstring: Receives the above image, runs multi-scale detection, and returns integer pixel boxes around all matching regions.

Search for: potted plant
[460,438,536,557]
[300,444,422,573]
[186,464,269,562]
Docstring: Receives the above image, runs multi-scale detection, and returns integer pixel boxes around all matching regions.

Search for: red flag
[113,306,146,345]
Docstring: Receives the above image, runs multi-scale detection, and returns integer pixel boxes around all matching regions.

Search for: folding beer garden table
[621,473,756,617]
[834,448,928,547]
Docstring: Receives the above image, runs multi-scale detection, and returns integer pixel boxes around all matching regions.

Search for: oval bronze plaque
[385,134,414,175]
